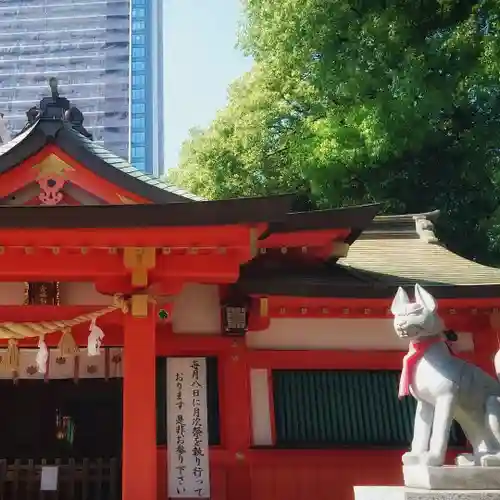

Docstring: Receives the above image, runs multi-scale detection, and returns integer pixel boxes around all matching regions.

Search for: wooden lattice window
[272,369,466,448]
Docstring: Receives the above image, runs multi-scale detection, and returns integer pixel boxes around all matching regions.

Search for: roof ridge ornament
[39,77,70,120]
[18,77,93,140]
[413,214,439,244]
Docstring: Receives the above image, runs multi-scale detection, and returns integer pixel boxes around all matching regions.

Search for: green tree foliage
[168,0,500,262]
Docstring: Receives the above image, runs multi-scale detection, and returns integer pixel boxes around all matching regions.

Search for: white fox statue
[391,284,500,467]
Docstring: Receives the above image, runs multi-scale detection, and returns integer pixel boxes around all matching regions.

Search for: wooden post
[223,340,252,500]
[122,303,157,500]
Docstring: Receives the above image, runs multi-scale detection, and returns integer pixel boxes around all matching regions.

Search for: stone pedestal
[354,467,500,500]
[354,487,500,500]
[405,490,500,499]
[403,465,500,490]
[403,466,500,499]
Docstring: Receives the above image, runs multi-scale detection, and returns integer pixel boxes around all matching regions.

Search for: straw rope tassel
[0,295,131,372]
[0,295,128,340]
[58,328,79,358]
[1,339,19,371]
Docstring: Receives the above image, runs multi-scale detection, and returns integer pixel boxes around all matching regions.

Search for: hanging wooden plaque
[221,304,249,336]
[24,282,60,306]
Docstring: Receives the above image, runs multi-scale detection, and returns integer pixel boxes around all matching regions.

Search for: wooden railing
[0,458,120,500]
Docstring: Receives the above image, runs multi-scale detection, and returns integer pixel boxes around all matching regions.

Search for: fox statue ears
[391,287,409,315]
[415,284,437,313]
[391,284,437,316]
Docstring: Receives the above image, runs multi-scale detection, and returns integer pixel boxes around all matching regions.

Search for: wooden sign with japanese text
[166,357,210,498]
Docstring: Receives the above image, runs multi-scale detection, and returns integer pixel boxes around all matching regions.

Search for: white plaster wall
[0,282,26,304]
[171,284,221,334]
[246,318,474,352]
[59,282,113,305]
[250,368,273,446]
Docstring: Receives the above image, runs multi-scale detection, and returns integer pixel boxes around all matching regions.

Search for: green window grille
[156,356,220,446]
[272,369,466,448]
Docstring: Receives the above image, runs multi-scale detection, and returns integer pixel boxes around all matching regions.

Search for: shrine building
[0,81,500,500]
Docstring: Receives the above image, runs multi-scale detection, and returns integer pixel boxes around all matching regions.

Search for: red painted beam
[263,307,491,329]
[247,349,404,370]
[265,296,500,314]
[95,277,186,296]
[156,331,233,355]
[260,229,350,248]
[152,253,243,282]
[0,226,256,248]
[267,295,500,308]
[0,249,125,279]
[246,348,474,370]
[0,248,246,281]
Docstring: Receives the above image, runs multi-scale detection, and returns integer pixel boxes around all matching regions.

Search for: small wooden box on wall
[24,282,60,306]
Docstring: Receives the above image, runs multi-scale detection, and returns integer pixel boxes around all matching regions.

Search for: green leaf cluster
[168,0,500,262]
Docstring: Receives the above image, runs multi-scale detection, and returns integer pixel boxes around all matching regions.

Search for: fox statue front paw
[402,451,422,465]
[480,453,500,466]
[402,451,443,467]
[456,453,477,466]
[420,451,444,467]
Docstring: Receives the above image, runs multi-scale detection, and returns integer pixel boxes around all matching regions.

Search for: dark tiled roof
[0,195,294,228]
[340,239,500,286]
[341,211,500,286]
[0,124,37,157]
[237,211,500,298]
[0,198,385,238]
[260,203,381,239]
[0,120,203,203]
[61,127,204,201]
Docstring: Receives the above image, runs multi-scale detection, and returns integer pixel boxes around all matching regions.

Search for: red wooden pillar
[223,340,252,500]
[122,304,157,500]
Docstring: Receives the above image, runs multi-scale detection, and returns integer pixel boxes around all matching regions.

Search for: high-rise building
[0,0,164,176]
[129,0,164,176]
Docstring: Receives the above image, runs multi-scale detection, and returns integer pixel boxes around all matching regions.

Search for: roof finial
[49,77,59,100]
[39,76,70,120]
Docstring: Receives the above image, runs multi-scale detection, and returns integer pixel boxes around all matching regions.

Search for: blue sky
[163,0,253,171]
